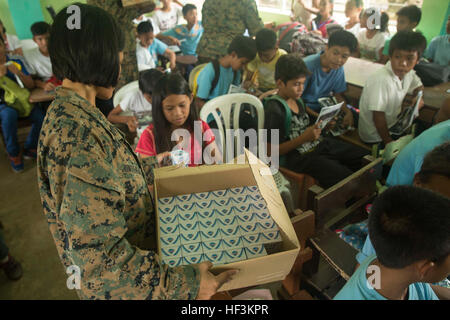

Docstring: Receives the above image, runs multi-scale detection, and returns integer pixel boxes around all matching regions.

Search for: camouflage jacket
[37,87,200,300]
[196,0,264,59]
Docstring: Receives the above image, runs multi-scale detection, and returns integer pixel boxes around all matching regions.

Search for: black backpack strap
[210,59,221,95]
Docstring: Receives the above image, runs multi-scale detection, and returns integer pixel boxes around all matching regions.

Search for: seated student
[335,185,450,300]
[23,22,56,92]
[302,30,357,126]
[152,0,183,34]
[343,0,363,36]
[358,31,426,145]
[0,36,43,173]
[264,53,368,189]
[298,0,336,38]
[424,15,450,67]
[244,28,287,93]
[136,21,176,72]
[194,35,257,110]
[108,69,163,134]
[291,0,318,27]
[357,142,450,267]
[162,4,203,57]
[0,19,22,56]
[379,5,422,64]
[356,8,389,62]
[136,73,221,166]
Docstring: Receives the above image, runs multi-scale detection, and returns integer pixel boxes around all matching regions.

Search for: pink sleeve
[135,126,157,156]
[202,121,215,146]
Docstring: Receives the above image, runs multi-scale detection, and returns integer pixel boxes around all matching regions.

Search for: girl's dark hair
[49,3,125,88]
[369,186,450,269]
[151,73,198,153]
[139,69,163,95]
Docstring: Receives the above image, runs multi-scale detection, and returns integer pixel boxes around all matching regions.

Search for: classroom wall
[417,0,449,44]
[40,0,87,24]
[0,0,16,35]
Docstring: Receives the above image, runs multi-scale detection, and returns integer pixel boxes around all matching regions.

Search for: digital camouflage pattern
[196,0,264,60]
[86,0,143,89]
[37,87,201,300]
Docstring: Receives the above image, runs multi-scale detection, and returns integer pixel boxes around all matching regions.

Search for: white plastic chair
[199,93,265,163]
[20,39,38,51]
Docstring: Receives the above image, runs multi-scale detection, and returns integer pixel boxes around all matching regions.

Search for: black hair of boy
[275,53,311,83]
[328,29,358,53]
[31,21,51,36]
[151,73,199,153]
[182,4,196,16]
[0,19,6,33]
[138,69,163,95]
[255,28,277,52]
[388,30,427,57]
[227,35,257,61]
[397,5,422,25]
[415,142,450,184]
[49,3,125,88]
[369,185,450,269]
[137,21,154,35]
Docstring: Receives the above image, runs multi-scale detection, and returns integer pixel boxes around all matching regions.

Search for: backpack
[414,60,450,87]
[290,30,327,57]
[191,60,238,98]
[274,22,307,53]
[263,94,306,167]
[0,75,33,117]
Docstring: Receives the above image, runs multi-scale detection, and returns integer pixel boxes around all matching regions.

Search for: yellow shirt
[247,48,287,90]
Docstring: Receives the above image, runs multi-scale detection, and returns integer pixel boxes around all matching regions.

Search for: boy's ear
[412,173,422,187]
[416,260,436,281]
[276,79,285,89]
[189,93,194,104]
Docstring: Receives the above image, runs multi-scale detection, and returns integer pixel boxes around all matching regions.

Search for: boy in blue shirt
[194,35,257,110]
[424,15,450,67]
[335,185,450,300]
[136,21,176,71]
[302,30,356,128]
[0,36,44,173]
[163,4,203,57]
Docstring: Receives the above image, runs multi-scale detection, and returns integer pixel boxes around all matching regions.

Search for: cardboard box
[154,150,300,292]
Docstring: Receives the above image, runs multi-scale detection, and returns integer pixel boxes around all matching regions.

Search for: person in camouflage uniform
[86,0,156,89]
[196,0,264,63]
[38,4,235,300]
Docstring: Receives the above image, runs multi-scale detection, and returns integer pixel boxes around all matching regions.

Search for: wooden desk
[343,57,383,88]
[29,88,55,103]
[176,55,197,65]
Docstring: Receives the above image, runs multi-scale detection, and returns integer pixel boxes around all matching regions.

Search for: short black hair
[416,142,450,184]
[397,5,422,25]
[182,4,197,16]
[369,186,450,269]
[255,28,277,52]
[227,35,257,61]
[31,21,51,36]
[389,30,427,57]
[139,69,163,95]
[328,29,358,53]
[137,21,153,35]
[49,3,125,88]
[275,53,311,83]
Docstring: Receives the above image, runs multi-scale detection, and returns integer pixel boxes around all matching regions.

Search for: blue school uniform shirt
[148,38,168,66]
[5,55,30,81]
[425,35,450,67]
[163,22,203,56]
[196,62,241,101]
[302,52,347,112]
[335,255,439,300]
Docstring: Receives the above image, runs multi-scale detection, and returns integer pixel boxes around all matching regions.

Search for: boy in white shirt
[152,0,183,33]
[108,69,163,133]
[23,22,54,92]
[358,31,426,145]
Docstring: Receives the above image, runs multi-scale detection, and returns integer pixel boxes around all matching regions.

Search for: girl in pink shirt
[136,73,221,166]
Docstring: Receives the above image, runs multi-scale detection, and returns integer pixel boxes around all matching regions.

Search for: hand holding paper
[315,101,344,129]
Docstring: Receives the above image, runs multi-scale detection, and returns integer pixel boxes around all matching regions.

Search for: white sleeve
[408,72,423,94]
[23,50,37,75]
[118,92,134,112]
[151,14,162,34]
[364,79,389,113]
[9,34,22,50]
[136,47,155,71]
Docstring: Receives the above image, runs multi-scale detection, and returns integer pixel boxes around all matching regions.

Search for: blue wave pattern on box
[159,186,281,267]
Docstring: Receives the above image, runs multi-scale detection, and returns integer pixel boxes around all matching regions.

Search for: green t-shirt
[382,38,391,56]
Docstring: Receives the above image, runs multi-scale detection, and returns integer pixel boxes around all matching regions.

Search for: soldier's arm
[243,0,264,37]
[140,155,160,186]
[60,144,201,299]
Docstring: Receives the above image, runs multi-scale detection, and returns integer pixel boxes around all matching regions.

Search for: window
[256,0,292,15]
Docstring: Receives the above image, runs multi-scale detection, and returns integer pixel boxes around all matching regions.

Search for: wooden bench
[28,88,55,104]
[307,155,383,229]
